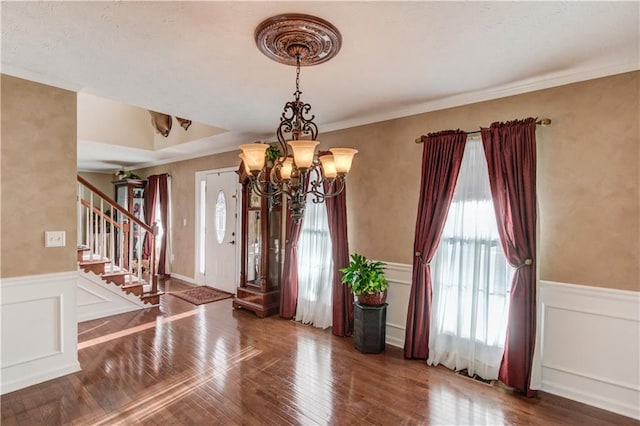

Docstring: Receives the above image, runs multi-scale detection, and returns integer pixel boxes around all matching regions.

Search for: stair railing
[77,175,157,294]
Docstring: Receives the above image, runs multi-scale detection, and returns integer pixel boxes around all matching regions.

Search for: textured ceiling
[2,1,639,171]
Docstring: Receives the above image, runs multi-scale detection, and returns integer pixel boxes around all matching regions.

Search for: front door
[204,171,238,294]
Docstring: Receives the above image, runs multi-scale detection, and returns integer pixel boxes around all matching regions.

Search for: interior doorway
[195,168,240,294]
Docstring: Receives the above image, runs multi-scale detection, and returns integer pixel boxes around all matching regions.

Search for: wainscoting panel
[1,271,80,395]
[77,272,147,322]
[540,280,640,420]
[379,265,640,419]
[383,262,412,348]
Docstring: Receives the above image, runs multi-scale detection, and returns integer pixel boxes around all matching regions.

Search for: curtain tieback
[415,251,430,266]
[286,240,297,248]
[516,258,533,269]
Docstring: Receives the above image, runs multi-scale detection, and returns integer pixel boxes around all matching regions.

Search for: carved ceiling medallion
[254,14,342,66]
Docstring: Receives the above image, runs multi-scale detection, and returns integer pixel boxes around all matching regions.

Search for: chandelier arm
[269,164,283,186]
[320,177,346,198]
[307,167,323,191]
[250,14,351,223]
[250,175,282,198]
[251,182,281,198]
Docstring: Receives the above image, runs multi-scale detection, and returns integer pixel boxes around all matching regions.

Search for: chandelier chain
[294,54,301,102]
[241,14,354,223]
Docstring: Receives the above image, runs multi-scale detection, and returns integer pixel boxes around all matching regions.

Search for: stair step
[122,283,144,296]
[77,246,91,261]
[79,259,110,265]
[79,259,111,275]
[101,271,127,285]
[141,291,164,305]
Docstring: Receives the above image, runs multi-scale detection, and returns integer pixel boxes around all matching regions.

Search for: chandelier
[238,14,357,223]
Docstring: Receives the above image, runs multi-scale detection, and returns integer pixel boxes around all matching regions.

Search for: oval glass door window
[215,190,226,244]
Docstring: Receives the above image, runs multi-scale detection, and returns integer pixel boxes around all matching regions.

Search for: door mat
[168,286,233,305]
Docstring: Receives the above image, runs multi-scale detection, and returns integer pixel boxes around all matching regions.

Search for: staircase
[77,175,162,311]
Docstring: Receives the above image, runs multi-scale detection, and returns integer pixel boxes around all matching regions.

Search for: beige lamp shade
[329,148,358,174]
[288,140,319,169]
[279,157,294,180]
[239,143,269,172]
[238,153,251,175]
[318,154,338,179]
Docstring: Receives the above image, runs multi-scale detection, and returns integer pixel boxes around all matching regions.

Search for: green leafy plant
[340,253,389,295]
[115,169,141,180]
[266,145,281,162]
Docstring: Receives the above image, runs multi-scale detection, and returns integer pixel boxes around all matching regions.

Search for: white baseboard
[540,280,640,420]
[1,271,81,395]
[169,273,197,286]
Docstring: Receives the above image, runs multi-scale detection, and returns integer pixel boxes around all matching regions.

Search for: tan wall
[77,171,115,199]
[319,71,639,291]
[153,118,227,150]
[134,72,638,292]
[134,150,240,277]
[78,93,153,149]
[1,75,78,277]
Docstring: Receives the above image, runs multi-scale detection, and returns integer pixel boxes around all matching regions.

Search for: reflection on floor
[1,278,635,425]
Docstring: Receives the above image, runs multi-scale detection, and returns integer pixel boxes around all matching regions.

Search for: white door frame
[194,167,242,287]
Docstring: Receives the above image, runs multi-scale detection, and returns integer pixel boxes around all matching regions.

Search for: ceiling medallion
[254,13,342,66]
[240,14,355,223]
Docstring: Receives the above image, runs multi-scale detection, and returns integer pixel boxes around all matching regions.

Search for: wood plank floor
[1,278,637,425]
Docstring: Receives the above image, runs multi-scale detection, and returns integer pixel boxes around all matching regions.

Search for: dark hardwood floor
[1,278,637,425]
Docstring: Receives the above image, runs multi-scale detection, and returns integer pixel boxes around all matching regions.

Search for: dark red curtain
[324,180,353,337]
[157,175,169,276]
[144,174,169,276]
[404,130,467,359]
[481,118,537,396]
[280,205,305,319]
[143,176,159,258]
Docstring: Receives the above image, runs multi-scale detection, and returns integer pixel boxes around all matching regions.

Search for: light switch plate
[45,231,66,247]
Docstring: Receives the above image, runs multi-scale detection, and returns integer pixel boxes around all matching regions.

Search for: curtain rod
[414,118,552,144]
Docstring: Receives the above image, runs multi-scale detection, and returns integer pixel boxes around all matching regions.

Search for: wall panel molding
[540,280,640,420]
[77,272,147,322]
[383,262,412,348]
[1,271,80,395]
[378,264,640,419]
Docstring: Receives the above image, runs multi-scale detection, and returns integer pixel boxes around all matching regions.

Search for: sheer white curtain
[428,136,514,380]
[295,189,333,329]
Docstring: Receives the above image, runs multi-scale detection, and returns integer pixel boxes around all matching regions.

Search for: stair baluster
[76,175,161,305]
[109,216,115,274]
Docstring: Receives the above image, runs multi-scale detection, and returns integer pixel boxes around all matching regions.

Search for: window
[215,190,226,244]
[295,188,333,329]
[428,136,514,380]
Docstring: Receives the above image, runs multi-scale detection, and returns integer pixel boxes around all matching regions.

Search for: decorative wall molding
[77,271,147,322]
[539,280,640,420]
[1,271,80,395]
[383,262,412,348]
[383,261,412,286]
[378,263,640,419]
[322,61,638,135]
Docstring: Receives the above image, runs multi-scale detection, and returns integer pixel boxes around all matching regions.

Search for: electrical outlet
[45,231,66,248]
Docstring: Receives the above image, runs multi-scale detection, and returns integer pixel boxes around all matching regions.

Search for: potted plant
[340,253,389,306]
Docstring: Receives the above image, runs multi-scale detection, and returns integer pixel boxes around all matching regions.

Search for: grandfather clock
[232,168,283,318]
